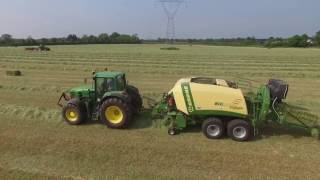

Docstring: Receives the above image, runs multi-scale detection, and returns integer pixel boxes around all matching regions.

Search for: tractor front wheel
[62,103,86,125]
[100,98,132,129]
[202,118,224,139]
[227,119,252,142]
[168,128,179,135]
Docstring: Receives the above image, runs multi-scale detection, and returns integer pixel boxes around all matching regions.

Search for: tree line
[1,31,320,48]
[0,32,141,46]
[146,31,320,48]
[264,31,320,48]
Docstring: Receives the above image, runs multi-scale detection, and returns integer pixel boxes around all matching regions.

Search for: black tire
[227,119,252,142]
[202,117,224,139]
[168,128,178,135]
[100,98,132,129]
[127,86,143,114]
[62,102,86,125]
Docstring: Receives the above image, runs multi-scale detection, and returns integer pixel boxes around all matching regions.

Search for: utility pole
[158,0,186,44]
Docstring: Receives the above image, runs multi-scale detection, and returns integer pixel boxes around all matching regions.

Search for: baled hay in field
[6,70,22,76]
[160,47,180,50]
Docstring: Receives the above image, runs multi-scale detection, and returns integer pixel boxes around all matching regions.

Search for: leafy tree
[26,36,36,46]
[66,34,79,43]
[98,33,110,44]
[0,34,13,45]
[87,35,98,44]
[40,38,49,45]
[315,31,320,46]
[288,35,309,47]
[110,32,120,43]
[81,35,89,44]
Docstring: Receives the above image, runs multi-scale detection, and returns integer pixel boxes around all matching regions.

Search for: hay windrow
[0,104,60,122]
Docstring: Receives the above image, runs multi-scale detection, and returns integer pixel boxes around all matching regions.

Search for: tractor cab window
[116,75,126,90]
[96,77,114,98]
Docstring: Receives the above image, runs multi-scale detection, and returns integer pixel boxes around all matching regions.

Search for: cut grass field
[0,44,320,179]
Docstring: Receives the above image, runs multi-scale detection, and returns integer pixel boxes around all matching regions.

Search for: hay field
[0,44,320,179]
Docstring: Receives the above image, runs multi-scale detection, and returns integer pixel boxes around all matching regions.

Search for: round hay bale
[6,70,22,76]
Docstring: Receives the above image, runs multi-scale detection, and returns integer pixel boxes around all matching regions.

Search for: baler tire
[202,118,224,139]
[62,103,86,125]
[227,119,252,142]
[100,98,132,129]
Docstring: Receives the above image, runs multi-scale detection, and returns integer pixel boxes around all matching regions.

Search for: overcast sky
[0,0,319,39]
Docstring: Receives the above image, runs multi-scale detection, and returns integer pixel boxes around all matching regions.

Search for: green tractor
[153,77,319,141]
[58,71,142,128]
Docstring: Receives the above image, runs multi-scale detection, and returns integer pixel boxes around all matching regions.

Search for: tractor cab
[93,71,127,100]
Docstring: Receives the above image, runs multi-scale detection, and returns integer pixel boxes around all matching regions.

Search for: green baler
[153,78,319,141]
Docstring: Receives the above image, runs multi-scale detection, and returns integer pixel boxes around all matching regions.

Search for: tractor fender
[67,99,86,109]
[100,95,130,105]
[67,99,81,106]
[66,99,88,115]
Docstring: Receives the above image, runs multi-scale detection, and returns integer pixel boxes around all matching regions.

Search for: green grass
[0,44,320,179]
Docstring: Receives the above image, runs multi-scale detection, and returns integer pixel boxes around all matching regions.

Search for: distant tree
[110,32,120,43]
[315,31,320,46]
[26,36,37,46]
[110,32,120,39]
[50,38,58,44]
[131,34,140,43]
[66,34,79,43]
[98,33,109,44]
[40,38,49,45]
[0,34,13,45]
[87,35,98,44]
[288,35,309,48]
[81,35,89,44]
[300,34,309,47]
[264,37,287,48]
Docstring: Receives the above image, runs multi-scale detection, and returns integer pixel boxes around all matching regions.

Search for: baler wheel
[227,119,252,142]
[202,118,224,139]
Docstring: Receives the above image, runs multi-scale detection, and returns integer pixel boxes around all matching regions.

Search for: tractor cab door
[95,77,115,101]
[116,74,126,91]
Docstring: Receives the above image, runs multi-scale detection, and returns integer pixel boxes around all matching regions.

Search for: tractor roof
[94,71,124,78]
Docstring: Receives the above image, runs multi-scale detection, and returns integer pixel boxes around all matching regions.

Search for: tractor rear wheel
[227,119,252,142]
[62,103,86,125]
[100,98,132,129]
[131,92,142,114]
[202,118,224,139]
[127,85,143,114]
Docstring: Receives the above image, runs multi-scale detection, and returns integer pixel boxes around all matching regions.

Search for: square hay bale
[6,70,22,76]
[160,47,180,50]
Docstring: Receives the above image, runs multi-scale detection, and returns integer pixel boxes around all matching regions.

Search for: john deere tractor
[153,77,319,141]
[58,71,142,129]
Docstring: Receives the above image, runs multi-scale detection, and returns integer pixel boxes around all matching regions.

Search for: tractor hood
[66,85,94,99]
[67,85,94,93]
